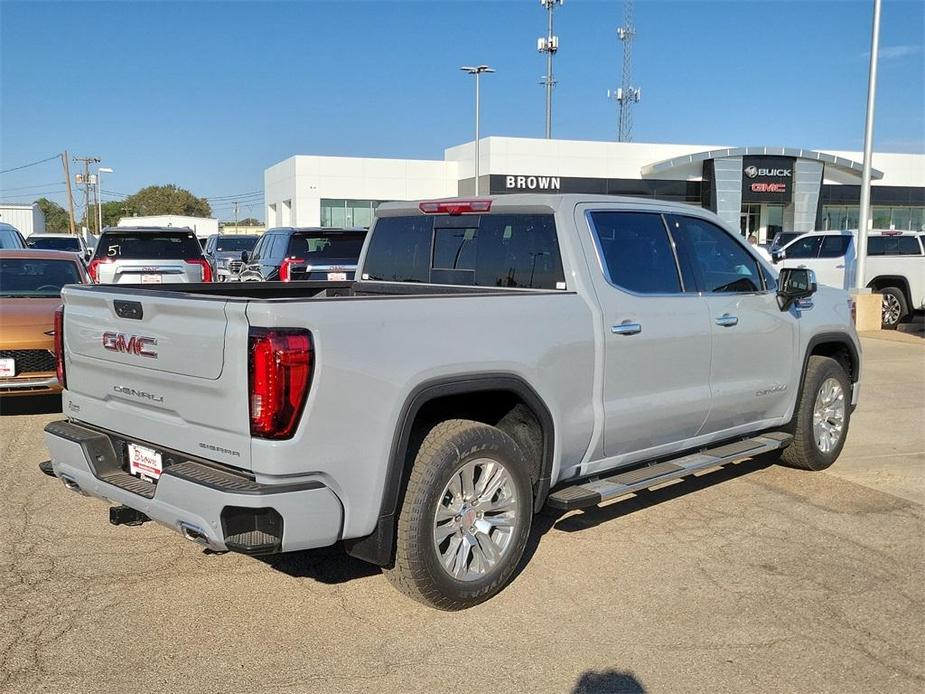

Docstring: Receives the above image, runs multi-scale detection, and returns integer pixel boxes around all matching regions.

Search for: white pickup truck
[775,229,925,328]
[43,195,861,609]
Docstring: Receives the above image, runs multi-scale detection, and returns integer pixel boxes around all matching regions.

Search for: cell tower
[608,0,641,142]
[537,0,563,139]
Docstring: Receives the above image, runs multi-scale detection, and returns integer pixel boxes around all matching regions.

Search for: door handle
[836,264,845,268]
[611,321,642,336]
[715,313,738,327]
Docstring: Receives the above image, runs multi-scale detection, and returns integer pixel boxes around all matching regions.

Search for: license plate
[0,358,14,377]
[128,443,163,481]
[141,274,162,284]
[327,272,347,281]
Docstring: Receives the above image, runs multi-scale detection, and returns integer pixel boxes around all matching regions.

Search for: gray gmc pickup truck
[43,195,861,609]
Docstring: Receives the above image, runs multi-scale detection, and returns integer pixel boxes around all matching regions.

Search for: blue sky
[2,0,923,221]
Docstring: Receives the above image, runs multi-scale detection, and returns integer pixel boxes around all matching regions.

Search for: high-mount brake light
[418,199,492,215]
[185,258,214,282]
[248,328,313,439]
[279,257,305,282]
[54,306,66,388]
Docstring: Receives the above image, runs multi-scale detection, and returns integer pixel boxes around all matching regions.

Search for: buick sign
[745,165,791,178]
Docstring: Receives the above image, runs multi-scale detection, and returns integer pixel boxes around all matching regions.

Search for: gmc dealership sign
[741,156,795,203]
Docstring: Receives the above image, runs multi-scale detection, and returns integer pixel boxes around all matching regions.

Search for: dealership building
[264,137,924,242]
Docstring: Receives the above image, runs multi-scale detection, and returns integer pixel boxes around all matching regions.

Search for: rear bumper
[0,375,61,396]
[43,420,343,553]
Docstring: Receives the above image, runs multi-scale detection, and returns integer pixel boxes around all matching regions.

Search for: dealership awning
[641,146,884,180]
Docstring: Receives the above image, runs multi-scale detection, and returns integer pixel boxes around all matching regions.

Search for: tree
[35,197,72,232]
[122,184,212,218]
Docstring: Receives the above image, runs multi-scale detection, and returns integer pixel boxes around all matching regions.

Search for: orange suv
[0,249,88,396]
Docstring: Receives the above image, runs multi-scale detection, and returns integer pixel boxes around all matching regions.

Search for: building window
[824,205,924,231]
[320,199,384,228]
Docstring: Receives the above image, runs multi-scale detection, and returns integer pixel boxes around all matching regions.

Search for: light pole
[460,65,494,196]
[855,0,881,290]
[96,167,113,234]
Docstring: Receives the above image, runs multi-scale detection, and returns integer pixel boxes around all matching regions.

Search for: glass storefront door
[740,204,760,238]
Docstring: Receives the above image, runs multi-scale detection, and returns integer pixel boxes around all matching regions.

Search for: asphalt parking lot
[1,334,923,694]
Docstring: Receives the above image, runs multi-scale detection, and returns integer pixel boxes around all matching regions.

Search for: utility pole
[609,0,641,142]
[538,0,562,139]
[73,155,100,233]
[855,0,882,291]
[61,151,77,235]
[234,201,239,230]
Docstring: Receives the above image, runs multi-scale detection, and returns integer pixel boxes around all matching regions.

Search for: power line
[203,189,262,201]
[0,181,64,192]
[0,189,67,200]
[0,154,60,175]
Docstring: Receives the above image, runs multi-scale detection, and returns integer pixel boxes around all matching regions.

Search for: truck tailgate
[60,286,253,470]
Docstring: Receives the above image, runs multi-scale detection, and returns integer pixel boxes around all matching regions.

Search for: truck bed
[68,280,560,302]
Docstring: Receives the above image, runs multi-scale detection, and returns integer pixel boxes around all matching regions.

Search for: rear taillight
[419,199,492,215]
[248,328,313,439]
[87,257,111,283]
[185,258,213,282]
[54,306,66,388]
[279,257,304,282]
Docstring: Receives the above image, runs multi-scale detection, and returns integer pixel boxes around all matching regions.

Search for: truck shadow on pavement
[0,394,61,416]
[572,669,646,694]
[260,455,776,587]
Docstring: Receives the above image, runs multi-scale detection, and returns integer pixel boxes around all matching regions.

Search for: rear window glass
[95,231,203,259]
[214,236,259,253]
[868,235,921,256]
[0,258,81,297]
[26,236,81,252]
[286,233,366,261]
[363,214,565,289]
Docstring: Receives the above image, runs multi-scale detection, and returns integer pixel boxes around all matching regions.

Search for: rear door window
[818,235,852,258]
[363,214,565,289]
[95,231,202,260]
[588,212,681,294]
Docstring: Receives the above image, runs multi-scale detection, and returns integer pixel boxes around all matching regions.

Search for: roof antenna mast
[608,0,641,142]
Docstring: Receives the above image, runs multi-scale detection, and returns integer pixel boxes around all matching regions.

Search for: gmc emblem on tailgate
[102,332,158,358]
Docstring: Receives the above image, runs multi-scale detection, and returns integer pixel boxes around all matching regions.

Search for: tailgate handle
[114,300,143,320]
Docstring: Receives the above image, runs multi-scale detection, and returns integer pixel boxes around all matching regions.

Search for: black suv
[238,227,366,282]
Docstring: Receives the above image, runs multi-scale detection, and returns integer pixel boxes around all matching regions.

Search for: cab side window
[589,211,681,294]
[250,236,267,262]
[667,215,763,293]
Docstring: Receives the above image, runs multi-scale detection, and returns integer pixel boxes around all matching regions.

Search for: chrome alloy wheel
[882,293,902,326]
[433,458,519,582]
[813,377,846,454]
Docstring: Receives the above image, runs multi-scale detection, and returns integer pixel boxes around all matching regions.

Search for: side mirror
[777,268,817,311]
[771,249,785,264]
[240,250,249,263]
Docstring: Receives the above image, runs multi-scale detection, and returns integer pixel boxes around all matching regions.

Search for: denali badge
[102,331,158,358]
[113,385,164,402]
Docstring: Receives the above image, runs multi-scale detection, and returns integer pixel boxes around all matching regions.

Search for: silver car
[88,227,213,284]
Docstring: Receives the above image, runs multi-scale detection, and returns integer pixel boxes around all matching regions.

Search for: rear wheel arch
[868,275,911,305]
[343,373,555,567]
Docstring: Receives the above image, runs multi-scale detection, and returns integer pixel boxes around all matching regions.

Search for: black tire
[780,356,852,471]
[879,286,908,330]
[384,419,533,610]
